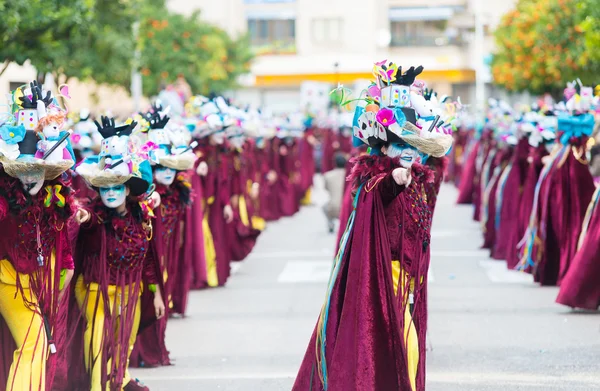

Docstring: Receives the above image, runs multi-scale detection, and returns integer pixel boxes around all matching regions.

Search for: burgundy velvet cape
[481,147,511,250]
[492,138,529,260]
[456,139,480,204]
[189,155,209,289]
[293,157,436,391]
[299,130,316,195]
[506,145,548,269]
[556,188,600,309]
[292,187,412,391]
[535,149,594,285]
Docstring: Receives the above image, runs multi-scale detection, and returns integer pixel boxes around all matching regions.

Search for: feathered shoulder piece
[348,154,395,190]
[348,154,435,191]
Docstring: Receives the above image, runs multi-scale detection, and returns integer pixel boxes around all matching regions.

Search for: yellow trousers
[0,259,47,391]
[202,199,219,287]
[74,276,141,391]
[301,188,312,205]
[391,261,419,391]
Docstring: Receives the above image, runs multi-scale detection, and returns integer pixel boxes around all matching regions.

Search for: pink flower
[376,108,396,127]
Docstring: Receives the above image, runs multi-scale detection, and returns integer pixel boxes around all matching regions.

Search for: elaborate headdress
[77,116,153,196]
[341,60,452,157]
[0,81,74,179]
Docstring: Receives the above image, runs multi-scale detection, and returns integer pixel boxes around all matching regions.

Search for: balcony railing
[390,34,466,47]
[250,38,296,55]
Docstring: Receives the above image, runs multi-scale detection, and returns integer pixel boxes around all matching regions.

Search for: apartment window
[247,19,296,54]
[390,20,463,47]
[312,19,342,44]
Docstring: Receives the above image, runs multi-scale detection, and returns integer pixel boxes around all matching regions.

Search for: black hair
[334,153,347,169]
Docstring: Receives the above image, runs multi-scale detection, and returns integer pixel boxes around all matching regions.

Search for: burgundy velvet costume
[255,141,277,221]
[456,139,480,204]
[189,147,209,289]
[481,146,512,250]
[535,144,594,286]
[298,129,316,195]
[228,148,261,261]
[0,172,75,391]
[556,188,600,309]
[473,131,495,221]
[198,142,232,285]
[67,199,158,390]
[320,129,335,173]
[276,139,301,217]
[506,145,548,269]
[130,175,193,368]
[492,138,529,260]
[294,155,439,391]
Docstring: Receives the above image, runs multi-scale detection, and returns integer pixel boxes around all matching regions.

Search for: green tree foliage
[0,0,94,77]
[579,0,600,64]
[138,8,253,96]
[491,0,598,95]
[0,0,253,96]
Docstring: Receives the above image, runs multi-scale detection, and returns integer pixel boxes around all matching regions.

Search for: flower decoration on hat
[372,60,398,84]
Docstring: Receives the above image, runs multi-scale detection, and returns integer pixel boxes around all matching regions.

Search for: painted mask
[99,184,127,208]
[153,166,176,186]
[19,169,45,195]
[386,141,427,168]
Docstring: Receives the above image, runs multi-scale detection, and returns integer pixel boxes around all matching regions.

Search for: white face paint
[211,132,225,145]
[99,185,127,209]
[154,167,176,186]
[19,170,45,195]
[385,143,422,168]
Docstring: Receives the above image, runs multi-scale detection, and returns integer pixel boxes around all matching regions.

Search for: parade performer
[0,81,76,391]
[480,118,514,252]
[71,116,165,391]
[556,167,600,310]
[492,112,534,260]
[455,124,481,205]
[194,97,234,286]
[183,96,212,290]
[293,61,453,391]
[518,84,595,285]
[505,112,555,269]
[224,109,261,261]
[130,110,197,369]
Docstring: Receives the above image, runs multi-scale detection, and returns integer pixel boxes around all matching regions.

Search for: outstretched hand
[392,167,411,186]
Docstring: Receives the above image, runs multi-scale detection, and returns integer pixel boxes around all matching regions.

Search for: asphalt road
[132,178,600,391]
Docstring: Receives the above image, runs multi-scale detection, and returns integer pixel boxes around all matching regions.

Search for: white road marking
[132,372,296,381]
[431,250,490,257]
[479,259,534,284]
[277,261,332,283]
[431,230,478,238]
[276,261,435,283]
[248,250,332,260]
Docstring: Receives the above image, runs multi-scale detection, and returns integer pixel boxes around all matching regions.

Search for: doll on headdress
[34,101,75,163]
[95,116,135,176]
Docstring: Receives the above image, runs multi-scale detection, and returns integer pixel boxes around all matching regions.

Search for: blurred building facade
[168,0,517,112]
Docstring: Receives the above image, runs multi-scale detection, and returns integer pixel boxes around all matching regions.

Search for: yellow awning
[254,69,475,87]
